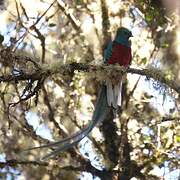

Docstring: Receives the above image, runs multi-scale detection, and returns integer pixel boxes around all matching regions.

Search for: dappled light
[0,0,179,179]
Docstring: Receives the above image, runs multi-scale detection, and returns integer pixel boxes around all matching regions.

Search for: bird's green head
[114,27,132,47]
[116,27,132,39]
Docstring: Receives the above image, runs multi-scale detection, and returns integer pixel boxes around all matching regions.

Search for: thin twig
[56,0,81,31]
[42,85,67,137]
[32,0,56,27]
[162,117,180,122]
[0,159,48,168]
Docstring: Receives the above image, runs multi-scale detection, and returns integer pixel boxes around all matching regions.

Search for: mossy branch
[0,49,179,95]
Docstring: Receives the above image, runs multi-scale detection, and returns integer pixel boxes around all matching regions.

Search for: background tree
[0,0,179,179]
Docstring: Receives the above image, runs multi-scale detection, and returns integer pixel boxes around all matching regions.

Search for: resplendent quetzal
[104,27,132,108]
[26,27,132,160]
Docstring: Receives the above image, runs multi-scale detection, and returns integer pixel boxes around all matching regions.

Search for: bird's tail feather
[116,79,122,107]
[24,84,110,160]
[41,125,93,160]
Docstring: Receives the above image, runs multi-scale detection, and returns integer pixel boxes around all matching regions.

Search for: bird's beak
[129,33,133,40]
[130,32,133,37]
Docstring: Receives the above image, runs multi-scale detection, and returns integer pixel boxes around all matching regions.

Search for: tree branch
[162,116,180,122]
[0,159,48,168]
[60,164,117,179]
[100,0,111,51]
[56,0,80,31]
[42,85,68,137]
[0,49,179,95]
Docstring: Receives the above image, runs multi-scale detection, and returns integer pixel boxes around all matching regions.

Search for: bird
[25,27,132,160]
[104,27,132,109]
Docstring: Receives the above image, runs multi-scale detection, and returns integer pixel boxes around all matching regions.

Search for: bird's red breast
[108,44,132,67]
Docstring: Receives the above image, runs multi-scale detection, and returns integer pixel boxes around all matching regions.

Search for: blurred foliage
[0,0,179,180]
[135,0,167,27]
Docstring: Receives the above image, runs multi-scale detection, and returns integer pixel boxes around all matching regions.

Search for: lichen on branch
[0,49,179,96]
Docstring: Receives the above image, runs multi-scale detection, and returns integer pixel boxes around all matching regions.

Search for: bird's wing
[104,41,113,63]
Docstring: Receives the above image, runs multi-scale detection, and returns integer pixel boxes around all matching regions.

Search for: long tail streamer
[24,84,110,160]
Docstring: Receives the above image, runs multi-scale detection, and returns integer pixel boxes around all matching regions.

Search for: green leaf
[145,13,153,23]
[176,136,180,143]
[161,43,169,48]
[141,57,147,65]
